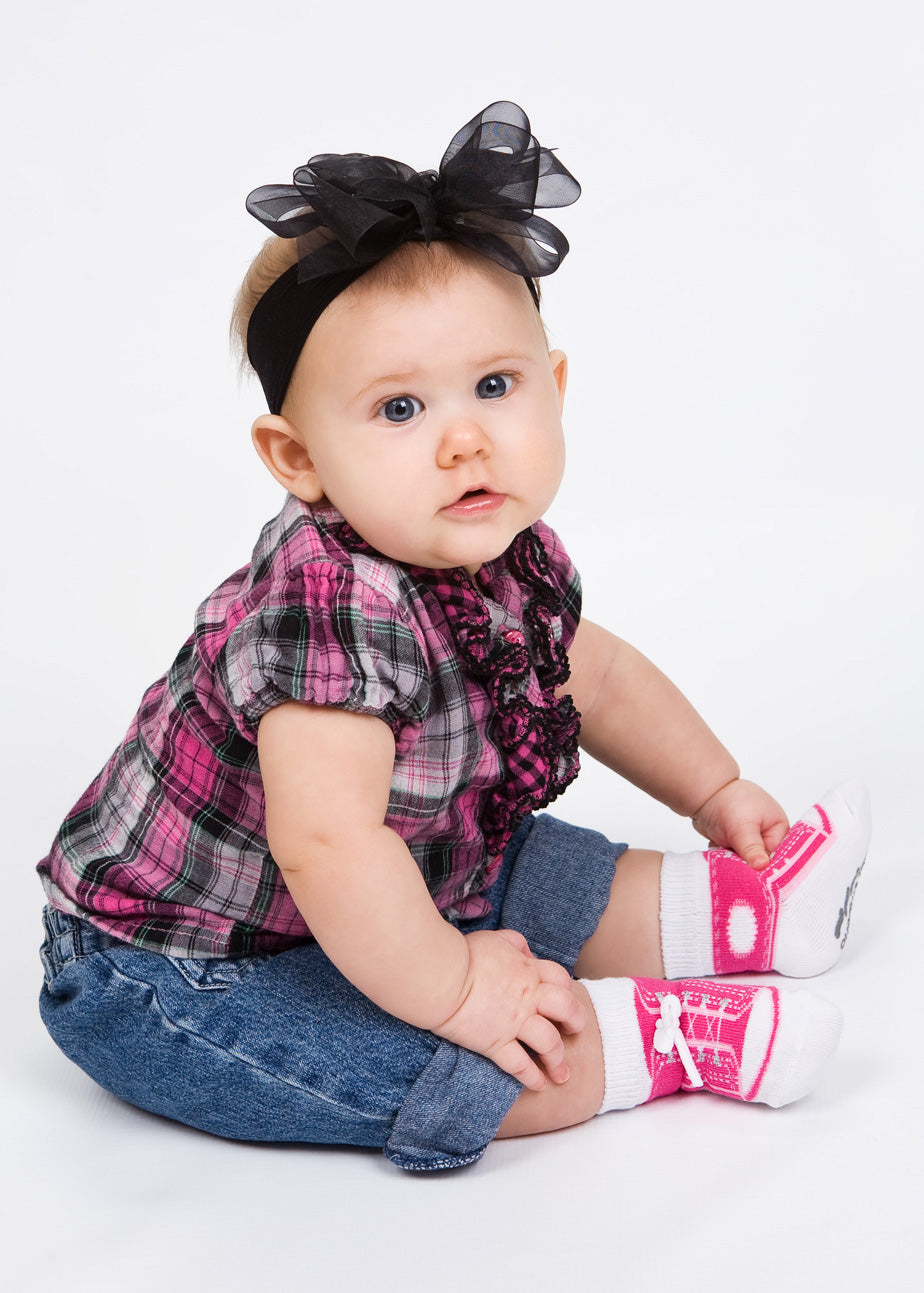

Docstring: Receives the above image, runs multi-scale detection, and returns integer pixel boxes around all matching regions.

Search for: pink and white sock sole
[582,976,843,1112]
[660,780,871,979]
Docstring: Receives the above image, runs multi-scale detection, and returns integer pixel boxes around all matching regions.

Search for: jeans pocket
[168,955,266,992]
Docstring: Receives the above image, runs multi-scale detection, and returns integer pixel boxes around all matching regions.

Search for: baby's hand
[692,777,789,869]
[433,929,586,1091]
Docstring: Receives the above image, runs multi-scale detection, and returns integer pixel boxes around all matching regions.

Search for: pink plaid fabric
[38,496,581,957]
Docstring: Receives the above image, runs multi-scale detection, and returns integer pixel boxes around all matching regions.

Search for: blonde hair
[231,237,544,387]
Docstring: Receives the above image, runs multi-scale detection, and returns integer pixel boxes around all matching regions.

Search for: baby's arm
[563,619,788,866]
[257,702,585,1090]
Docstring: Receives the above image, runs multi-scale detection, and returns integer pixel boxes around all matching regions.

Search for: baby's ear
[548,349,568,412]
[251,414,324,503]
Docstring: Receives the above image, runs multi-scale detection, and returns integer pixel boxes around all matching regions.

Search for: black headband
[245,101,580,414]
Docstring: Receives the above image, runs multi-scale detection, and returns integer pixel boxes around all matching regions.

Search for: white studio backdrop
[2,3,922,1289]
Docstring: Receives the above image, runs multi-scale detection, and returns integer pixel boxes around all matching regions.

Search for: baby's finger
[536,956,572,987]
[495,928,534,957]
[763,820,789,857]
[733,827,771,870]
[518,1015,569,1084]
[537,980,587,1035]
[493,1040,546,1092]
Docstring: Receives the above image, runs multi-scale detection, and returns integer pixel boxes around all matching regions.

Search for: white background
[2,2,922,1289]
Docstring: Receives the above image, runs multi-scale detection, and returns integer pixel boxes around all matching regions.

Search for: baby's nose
[436,417,492,467]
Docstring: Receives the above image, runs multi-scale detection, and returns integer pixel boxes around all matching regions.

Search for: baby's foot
[762,780,870,976]
[583,976,843,1110]
[660,780,871,978]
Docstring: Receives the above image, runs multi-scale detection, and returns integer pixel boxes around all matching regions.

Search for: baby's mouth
[442,486,507,516]
[453,483,496,503]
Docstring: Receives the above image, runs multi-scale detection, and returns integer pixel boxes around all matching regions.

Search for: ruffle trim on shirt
[331,520,581,859]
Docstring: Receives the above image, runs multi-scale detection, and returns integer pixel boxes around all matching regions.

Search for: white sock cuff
[660,851,715,978]
[580,977,652,1113]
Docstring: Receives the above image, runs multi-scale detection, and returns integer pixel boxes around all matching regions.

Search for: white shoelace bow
[653,994,704,1088]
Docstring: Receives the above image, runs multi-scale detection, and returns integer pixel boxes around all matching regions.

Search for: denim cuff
[497,814,625,971]
[384,1039,522,1171]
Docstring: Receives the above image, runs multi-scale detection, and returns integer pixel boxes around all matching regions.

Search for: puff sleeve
[210,561,431,740]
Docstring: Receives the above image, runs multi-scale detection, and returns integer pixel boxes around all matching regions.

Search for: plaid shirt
[39,495,582,957]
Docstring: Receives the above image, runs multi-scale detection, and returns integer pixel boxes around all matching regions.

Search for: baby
[38,103,870,1170]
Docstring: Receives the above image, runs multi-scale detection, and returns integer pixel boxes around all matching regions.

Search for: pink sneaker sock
[659,780,870,979]
[581,976,843,1111]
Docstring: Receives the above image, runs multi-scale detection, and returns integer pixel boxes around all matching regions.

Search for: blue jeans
[39,814,625,1170]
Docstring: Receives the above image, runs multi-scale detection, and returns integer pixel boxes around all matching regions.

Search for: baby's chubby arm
[562,619,789,867]
[257,702,586,1091]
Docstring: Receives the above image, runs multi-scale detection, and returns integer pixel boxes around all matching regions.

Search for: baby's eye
[476,373,514,400]
[380,395,423,423]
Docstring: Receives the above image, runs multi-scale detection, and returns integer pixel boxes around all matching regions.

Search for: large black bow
[246,101,580,282]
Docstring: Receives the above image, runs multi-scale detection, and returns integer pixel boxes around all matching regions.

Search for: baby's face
[281,258,567,573]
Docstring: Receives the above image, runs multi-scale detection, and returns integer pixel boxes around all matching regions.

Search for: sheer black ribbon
[245,102,580,412]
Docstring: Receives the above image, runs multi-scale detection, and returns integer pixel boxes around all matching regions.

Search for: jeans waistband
[40,905,126,980]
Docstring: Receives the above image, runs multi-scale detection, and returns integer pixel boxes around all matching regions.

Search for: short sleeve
[213,562,430,739]
[533,521,582,650]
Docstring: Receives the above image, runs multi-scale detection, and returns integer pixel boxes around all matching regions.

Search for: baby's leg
[39,907,522,1172]
[574,781,870,983]
[497,982,604,1135]
[660,781,870,978]
[574,849,666,979]
[498,975,842,1138]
